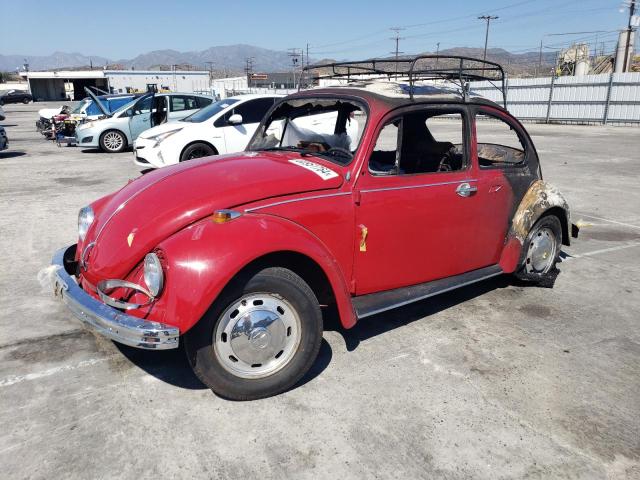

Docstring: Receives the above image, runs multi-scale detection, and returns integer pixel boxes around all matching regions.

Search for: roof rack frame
[302,55,507,109]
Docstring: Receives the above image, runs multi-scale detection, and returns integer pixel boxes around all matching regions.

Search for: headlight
[149,128,182,147]
[143,253,164,297]
[78,205,95,241]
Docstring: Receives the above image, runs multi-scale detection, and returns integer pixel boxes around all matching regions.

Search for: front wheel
[515,214,562,283]
[99,130,127,153]
[184,267,323,400]
[180,142,216,162]
[22,97,30,104]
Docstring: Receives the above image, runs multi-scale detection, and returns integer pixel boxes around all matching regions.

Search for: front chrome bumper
[51,245,179,350]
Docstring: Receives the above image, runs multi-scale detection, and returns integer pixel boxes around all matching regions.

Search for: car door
[128,95,154,140]
[217,98,277,152]
[473,106,535,254]
[353,105,503,295]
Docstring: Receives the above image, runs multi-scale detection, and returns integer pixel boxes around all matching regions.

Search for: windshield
[71,99,89,114]
[247,97,367,165]
[182,98,239,123]
[112,98,140,116]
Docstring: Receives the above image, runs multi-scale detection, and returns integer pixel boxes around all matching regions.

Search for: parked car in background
[0,89,33,105]
[0,127,7,151]
[0,106,7,151]
[75,92,214,152]
[37,93,143,135]
[51,56,578,400]
[133,94,283,168]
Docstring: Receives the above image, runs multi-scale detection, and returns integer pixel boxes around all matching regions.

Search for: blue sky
[0,0,633,59]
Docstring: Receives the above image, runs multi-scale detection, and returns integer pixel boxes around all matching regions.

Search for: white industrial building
[19,70,210,101]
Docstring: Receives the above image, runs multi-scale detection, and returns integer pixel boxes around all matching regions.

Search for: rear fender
[155,213,355,333]
[499,180,571,272]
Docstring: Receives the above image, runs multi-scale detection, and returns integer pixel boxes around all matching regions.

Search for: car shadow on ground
[326,275,517,352]
[80,147,133,154]
[112,274,541,395]
[0,151,26,159]
[113,337,333,394]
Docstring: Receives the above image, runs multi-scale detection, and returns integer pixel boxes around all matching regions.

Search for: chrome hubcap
[103,132,123,150]
[214,293,301,378]
[526,227,557,273]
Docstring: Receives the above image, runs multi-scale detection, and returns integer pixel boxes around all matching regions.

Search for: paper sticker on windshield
[289,159,338,180]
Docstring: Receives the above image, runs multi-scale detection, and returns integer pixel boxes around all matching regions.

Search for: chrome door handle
[456,182,477,197]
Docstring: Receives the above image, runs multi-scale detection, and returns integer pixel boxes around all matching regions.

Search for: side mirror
[126,109,133,117]
[228,113,242,125]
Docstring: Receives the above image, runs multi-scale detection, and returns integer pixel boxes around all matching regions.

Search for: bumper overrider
[51,245,179,350]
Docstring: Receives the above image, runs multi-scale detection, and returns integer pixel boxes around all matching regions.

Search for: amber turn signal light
[211,210,242,224]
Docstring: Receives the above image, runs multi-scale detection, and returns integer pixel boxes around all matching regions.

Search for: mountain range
[0,44,558,77]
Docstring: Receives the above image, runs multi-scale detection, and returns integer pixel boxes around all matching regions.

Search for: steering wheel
[437,147,457,172]
[325,147,353,159]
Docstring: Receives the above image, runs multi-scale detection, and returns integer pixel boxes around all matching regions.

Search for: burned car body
[51,56,577,400]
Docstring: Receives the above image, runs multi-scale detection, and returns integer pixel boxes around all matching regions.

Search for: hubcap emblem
[249,328,271,349]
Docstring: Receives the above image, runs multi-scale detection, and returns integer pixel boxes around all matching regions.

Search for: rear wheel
[22,97,30,104]
[515,214,562,283]
[184,267,323,400]
[99,130,127,153]
[180,142,216,161]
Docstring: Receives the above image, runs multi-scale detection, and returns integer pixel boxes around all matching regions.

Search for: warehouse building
[19,70,210,101]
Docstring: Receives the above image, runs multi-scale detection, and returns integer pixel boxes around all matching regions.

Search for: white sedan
[133,94,282,168]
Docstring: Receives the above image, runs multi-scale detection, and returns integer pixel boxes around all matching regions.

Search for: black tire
[515,214,562,284]
[99,130,127,153]
[184,267,323,400]
[180,142,216,162]
[22,97,30,104]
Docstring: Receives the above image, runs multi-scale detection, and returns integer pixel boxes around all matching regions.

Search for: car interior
[369,110,465,175]
[252,99,364,163]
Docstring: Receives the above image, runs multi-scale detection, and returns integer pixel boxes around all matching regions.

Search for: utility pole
[204,61,214,90]
[478,15,499,74]
[244,57,254,92]
[537,39,543,77]
[622,0,637,72]
[435,42,440,67]
[288,48,302,89]
[390,27,405,75]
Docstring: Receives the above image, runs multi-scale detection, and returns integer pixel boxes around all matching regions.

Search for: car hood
[137,121,185,139]
[83,151,344,279]
[38,107,64,119]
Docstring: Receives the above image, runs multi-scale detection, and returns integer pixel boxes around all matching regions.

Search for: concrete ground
[0,102,638,479]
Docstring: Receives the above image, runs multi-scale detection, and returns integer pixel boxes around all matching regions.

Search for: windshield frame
[247,94,370,167]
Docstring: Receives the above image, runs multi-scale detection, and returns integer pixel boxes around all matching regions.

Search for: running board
[353,265,503,319]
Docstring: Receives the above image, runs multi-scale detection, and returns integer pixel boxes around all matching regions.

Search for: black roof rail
[302,55,507,108]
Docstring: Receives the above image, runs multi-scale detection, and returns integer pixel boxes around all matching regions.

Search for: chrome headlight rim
[78,205,95,241]
[143,252,164,297]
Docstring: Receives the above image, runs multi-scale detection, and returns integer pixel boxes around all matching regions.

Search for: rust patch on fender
[509,180,570,244]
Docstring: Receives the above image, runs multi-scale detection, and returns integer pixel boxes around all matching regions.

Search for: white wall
[105,71,210,94]
[470,72,640,124]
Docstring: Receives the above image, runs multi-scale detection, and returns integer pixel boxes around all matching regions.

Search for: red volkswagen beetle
[52,57,577,400]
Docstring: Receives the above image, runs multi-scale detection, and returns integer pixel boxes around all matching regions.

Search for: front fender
[154,213,355,333]
[499,180,571,272]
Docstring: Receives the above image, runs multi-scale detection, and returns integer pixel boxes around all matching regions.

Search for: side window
[196,96,213,108]
[368,110,466,175]
[475,111,526,167]
[170,96,187,112]
[369,121,399,175]
[235,98,276,124]
[132,96,152,116]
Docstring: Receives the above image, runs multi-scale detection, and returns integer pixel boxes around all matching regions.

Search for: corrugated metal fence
[470,72,640,125]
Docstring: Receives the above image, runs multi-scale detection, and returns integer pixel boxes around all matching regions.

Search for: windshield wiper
[257,146,321,157]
